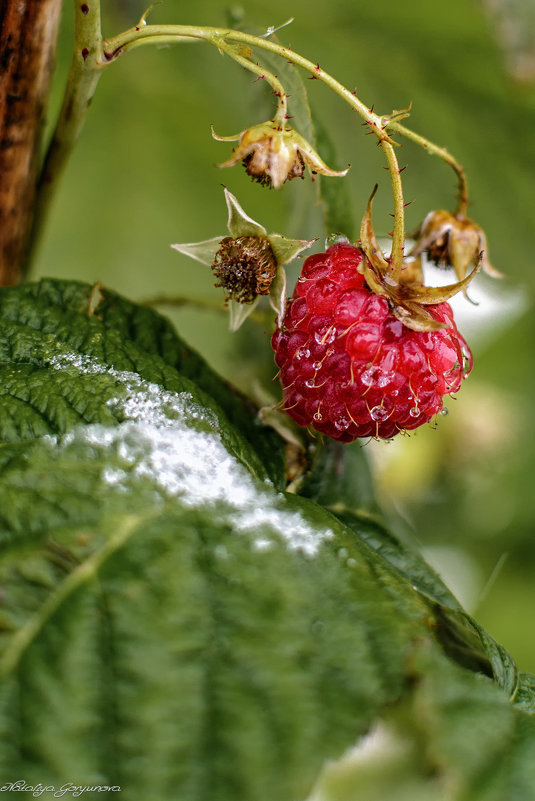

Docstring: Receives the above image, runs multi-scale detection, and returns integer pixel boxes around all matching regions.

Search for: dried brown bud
[359,188,485,332]
[211,236,277,304]
[411,210,501,282]
[212,121,349,189]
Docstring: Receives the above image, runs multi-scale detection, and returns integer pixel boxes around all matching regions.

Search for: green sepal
[170,236,223,266]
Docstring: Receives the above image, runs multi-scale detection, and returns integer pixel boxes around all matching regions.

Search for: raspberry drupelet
[271,243,473,442]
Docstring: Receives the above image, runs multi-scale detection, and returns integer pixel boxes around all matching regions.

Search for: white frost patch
[306,723,411,801]
[49,352,333,556]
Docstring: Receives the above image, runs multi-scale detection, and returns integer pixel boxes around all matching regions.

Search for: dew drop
[440,407,449,416]
[313,411,323,422]
[377,372,392,389]
[312,361,323,370]
[370,405,389,422]
[325,232,350,248]
[409,406,420,418]
[296,347,311,360]
[334,417,350,431]
[305,379,316,388]
[360,367,380,388]
[314,326,335,345]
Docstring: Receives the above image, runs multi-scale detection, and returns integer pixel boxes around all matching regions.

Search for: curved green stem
[222,48,288,126]
[381,142,405,281]
[25,0,109,278]
[386,120,469,217]
[103,24,396,143]
[28,8,468,282]
[103,21,405,263]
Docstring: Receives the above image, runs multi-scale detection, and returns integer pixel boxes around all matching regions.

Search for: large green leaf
[0,279,285,488]
[0,280,534,801]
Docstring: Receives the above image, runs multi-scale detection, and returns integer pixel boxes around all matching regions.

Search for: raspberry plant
[0,3,534,801]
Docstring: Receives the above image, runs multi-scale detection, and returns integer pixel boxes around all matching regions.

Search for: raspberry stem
[102,20,408,273]
[381,143,405,282]
[25,0,107,277]
[30,3,468,281]
[222,48,289,128]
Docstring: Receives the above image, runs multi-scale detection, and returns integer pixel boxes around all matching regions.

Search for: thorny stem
[223,49,288,126]
[381,143,405,282]
[29,7,468,279]
[103,22,406,274]
[386,120,469,217]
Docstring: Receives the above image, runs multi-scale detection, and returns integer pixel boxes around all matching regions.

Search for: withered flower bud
[359,187,485,332]
[411,210,501,282]
[212,121,349,189]
[211,236,277,304]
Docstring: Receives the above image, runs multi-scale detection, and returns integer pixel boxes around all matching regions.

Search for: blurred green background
[36,0,535,669]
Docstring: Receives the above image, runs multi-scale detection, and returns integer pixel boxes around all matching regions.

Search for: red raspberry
[271,243,472,442]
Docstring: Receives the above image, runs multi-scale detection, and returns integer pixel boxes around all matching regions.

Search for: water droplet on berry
[314,325,335,345]
[370,405,389,422]
[440,407,449,416]
[409,406,420,418]
[305,379,316,388]
[312,361,323,370]
[313,411,323,422]
[334,417,350,431]
[377,372,393,389]
[325,233,350,248]
[296,347,311,360]
[360,367,380,388]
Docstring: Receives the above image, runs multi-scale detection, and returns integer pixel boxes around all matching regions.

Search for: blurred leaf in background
[35,0,535,671]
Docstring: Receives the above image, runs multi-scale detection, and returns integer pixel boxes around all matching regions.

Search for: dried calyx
[212,236,277,304]
[212,121,349,189]
[358,188,486,332]
[171,188,314,331]
[410,209,501,282]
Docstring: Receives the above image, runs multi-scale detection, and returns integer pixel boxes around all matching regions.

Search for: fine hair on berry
[271,243,473,442]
